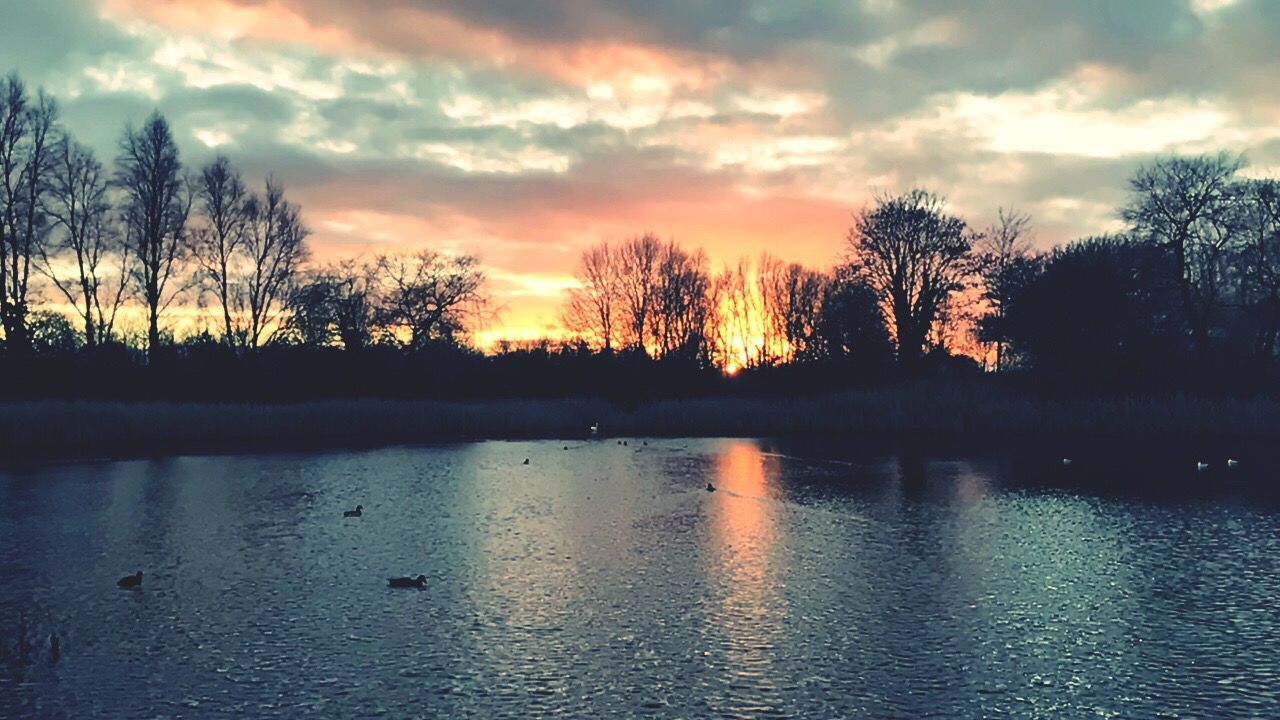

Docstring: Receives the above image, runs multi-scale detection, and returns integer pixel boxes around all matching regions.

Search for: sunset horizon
[7,0,1279,347]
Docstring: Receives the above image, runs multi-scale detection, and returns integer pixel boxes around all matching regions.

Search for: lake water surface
[2,438,1279,718]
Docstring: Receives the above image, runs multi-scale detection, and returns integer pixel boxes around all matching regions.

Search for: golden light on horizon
[18,0,1275,365]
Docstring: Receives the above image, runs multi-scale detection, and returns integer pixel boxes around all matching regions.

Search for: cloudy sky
[4,0,1279,343]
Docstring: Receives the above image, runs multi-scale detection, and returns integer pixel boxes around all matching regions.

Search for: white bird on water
[1061,458,1072,466]
[1227,458,1239,468]
[589,423,600,436]
[1196,461,1210,471]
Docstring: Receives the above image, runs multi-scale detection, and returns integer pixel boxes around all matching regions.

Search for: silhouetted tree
[1123,153,1243,364]
[767,262,827,363]
[818,264,893,372]
[279,270,337,347]
[975,253,1042,370]
[1000,236,1182,389]
[848,189,973,371]
[754,253,787,365]
[975,208,1033,371]
[1236,179,1280,359]
[0,73,58,353]
[239,177,308,347]
[649,241,713,361]
[39,135,129,348]
[374,250,485,349]
[329,260,378,350]
[27,309,81,356]
[562,240,620,351]
[192,155,250,346]
[116,112,192,359]
[280,261,378,350]
[714,257,767,368]
[617,233,662,353]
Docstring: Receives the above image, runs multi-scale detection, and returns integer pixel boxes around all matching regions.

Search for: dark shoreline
[2,386,1280,465]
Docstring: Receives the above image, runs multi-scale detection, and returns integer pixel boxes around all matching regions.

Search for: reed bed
[1,386,1278,462]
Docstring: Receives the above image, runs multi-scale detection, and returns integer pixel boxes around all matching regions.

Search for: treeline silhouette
[2,68,1280,402]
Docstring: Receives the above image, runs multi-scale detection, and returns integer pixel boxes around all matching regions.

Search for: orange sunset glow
[6,0,1279,350]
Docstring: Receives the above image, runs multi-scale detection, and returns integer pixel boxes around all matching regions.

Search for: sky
[4,0,1279,344]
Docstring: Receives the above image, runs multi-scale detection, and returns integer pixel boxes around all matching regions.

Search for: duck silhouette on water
[706,483,716,492]
[388,575,427,589]
[344,505,363,518]
[117,571,143,589]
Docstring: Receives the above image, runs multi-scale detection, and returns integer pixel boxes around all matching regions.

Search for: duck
[117,571,143,589]
[1196,461,1210,471]
[1227,458,1240,468]
[522,458,530,465]
[388,575,427,589]
[589,423,600,436]
[1061,458,1072,466]
[705,483,716,492]
[343,505,363,518]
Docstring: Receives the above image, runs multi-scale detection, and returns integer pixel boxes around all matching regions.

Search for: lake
[2,438,1278,718]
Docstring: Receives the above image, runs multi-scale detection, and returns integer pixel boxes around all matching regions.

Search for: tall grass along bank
[3,386,1280,463]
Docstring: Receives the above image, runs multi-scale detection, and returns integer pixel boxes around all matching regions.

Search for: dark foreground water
[2,438,1279,718]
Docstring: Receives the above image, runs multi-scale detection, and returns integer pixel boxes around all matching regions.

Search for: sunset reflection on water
[704,440,790,714]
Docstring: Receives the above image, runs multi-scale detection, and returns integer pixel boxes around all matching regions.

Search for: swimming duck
[388,575,427,589]
[1196,461,1210,471]
[1061,458,1072,466]
[117,571,143,589]
[1227,458,1239,468]
[705,483,716,492]
[523,458,530,465]
[344,505,363,518]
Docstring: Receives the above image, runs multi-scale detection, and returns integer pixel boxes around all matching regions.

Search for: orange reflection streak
[711,441,775,594]
[707,441,786,693]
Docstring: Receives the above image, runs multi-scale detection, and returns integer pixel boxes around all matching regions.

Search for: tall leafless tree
[192,155,250,346]
[240,177,309,347]
[562,240,620,352]
[848,189,974,369]
[0,74,58,353]
[1237,179,1280,358]
[714,257,768,368]
[770,262,828,363]
[116,112,192,358]
[616,233,662,353]
[374,250,485,349]
[282,260,380,350]
[649,241,713,361]
[1123,153,1243,363]
[975,207,1033,371]
[39,135,130,347]
[754,253,787,365]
